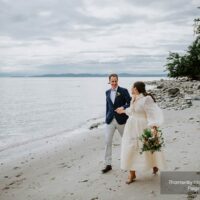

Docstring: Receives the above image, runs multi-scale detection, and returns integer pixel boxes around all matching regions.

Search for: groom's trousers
[105,118,125,165]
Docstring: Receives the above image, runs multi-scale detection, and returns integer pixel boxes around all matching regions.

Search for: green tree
[194,18,200,35]
[165,37,200,80]
[165,8,200,80]
[187,37,200,78]
[194,7,200,35]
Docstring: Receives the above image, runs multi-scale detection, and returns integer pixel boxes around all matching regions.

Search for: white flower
[117,92,121,96]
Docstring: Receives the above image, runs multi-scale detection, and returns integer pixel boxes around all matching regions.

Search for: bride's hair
[133,81,156,102]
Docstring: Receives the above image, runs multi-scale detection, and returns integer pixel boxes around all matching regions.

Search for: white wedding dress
[121,94,166,171]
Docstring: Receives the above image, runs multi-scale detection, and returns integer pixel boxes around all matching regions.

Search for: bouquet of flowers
[139,127,165,154]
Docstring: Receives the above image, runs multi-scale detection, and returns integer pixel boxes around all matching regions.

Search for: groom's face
[109,76,118,89]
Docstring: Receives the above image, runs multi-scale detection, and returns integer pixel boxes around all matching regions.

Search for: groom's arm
[122,89,131,109]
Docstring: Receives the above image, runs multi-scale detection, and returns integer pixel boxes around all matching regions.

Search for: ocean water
[0,77,163,151]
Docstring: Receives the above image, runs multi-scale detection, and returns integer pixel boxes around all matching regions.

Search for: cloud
[0,0,199,75]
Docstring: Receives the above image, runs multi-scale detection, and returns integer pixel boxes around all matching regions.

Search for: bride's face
[132,87,139,95]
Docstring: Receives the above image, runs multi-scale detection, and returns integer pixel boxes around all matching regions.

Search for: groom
[102,74,131,173]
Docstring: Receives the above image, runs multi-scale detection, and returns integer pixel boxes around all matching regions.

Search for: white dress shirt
[110,87,118,104]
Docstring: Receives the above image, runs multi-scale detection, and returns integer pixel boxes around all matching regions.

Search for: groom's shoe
[102,165,112,173]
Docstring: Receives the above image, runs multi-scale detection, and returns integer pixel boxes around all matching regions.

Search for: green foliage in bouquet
[139,128,165,154]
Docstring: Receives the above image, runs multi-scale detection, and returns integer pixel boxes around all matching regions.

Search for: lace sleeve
[144,96,164,127]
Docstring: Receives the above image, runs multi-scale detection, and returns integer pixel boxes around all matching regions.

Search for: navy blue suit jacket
[105,86,131,125]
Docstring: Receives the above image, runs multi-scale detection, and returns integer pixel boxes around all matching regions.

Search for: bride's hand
[151,126,158,136]
[152,126,158,130]
[115,107,125,114]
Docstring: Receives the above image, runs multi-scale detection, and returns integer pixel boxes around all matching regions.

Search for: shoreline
[0,115,105,154]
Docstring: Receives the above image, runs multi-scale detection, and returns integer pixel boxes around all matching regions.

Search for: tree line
[165,8,200,80]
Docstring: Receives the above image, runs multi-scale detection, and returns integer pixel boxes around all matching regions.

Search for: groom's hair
[109,73,118,80]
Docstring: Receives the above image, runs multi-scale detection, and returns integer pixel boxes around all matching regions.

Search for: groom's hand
[115,107,124,114]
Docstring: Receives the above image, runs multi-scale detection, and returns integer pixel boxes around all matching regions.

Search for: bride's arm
[144,96,164,128]
[115,102,134,116]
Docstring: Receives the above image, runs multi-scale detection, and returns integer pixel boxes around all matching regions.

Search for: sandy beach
[0,100,200,200]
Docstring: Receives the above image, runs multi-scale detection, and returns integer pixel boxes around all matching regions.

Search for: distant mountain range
[31,73,167,77]
[0,73,167,77]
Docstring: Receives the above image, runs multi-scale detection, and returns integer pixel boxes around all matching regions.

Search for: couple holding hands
[102,74,166,184]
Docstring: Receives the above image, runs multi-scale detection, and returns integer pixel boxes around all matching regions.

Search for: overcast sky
[0,0,199,75]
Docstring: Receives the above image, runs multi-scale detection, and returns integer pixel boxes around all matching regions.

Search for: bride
[116,81,166,184]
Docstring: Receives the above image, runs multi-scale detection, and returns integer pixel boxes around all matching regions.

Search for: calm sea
[0,77,163,151]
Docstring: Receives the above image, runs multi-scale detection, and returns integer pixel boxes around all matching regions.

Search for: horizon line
[0,72,167,78]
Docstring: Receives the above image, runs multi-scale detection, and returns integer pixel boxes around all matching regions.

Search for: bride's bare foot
[126,171,136,184]
[153,167,158,175]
